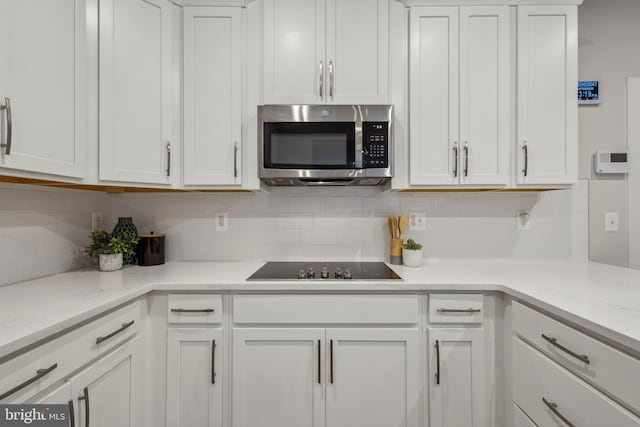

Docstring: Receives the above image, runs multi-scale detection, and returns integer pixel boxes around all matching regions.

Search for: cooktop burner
[247,262,402,281]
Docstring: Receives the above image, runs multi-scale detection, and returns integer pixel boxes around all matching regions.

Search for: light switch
[604,212,619,232]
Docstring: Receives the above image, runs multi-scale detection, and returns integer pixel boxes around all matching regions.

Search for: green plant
[402,238,423,251]
[84,229,139,260]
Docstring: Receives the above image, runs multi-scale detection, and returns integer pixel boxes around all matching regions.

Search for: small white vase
[403,249,424,267]
[99,253,123,272]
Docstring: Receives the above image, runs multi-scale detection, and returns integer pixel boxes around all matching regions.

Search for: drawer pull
[96,320,135,344]
[437,308,481,314]
[541,333,590,364]
[0,363,58,400]
[435,340,441,385]
[170,308,215,313]
[78,387,90,427]
[542,397,575,427]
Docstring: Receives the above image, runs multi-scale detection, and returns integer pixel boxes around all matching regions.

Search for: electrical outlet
[409,212,427,231]
[91,212,104,231]
[604,212,619,232]
[215,213,229,231]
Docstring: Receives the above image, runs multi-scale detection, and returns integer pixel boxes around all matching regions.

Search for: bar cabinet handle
[437,308,481,314]
[330,339,334,384]
[170,308,215,313]
[211,340,216,384]
[435,340,441,385]
[95,320,135,345]
[166,143,172,177]
[453,143,459,178]
[233,141,238,179]
[329,61,334,100]
[68,399,75,427]
[319,61,324,100]
[78,387,90,427]
[542,397,575,427]
[522,142,528,177]
[0,97,12,155]
[541,333,590,364]
[0,363,58,400]
[317,339,321,384]
[463,142,469,177]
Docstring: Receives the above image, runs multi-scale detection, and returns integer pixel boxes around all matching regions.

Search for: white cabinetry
[427,294,487,427]
[70,336,145,427]
[0,0,87,178]
[166,294,225,427]
[409,6,510,187]
[232,295,421,427]
[183,7,242,186]
[516,5,577,185]
[167,328,223,427]
[263,0,389,104]
[99,0,174,185]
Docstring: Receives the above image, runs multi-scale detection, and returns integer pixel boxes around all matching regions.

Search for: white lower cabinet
[70,335,145,427]
[428,328,485,427]
[166,328,223,427]
[232,327,420,427]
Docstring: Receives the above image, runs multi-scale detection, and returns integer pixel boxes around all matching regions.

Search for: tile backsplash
[106,180,589,263]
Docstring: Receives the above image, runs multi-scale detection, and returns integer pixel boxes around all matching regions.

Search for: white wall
[0,183,106,287]
[579,0,640,266]
[105,182,588,263]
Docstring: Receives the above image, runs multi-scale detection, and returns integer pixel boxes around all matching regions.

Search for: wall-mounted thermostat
[595,150,629,174]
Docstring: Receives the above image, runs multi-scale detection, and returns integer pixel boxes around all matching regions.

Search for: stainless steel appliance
[258,105,393,186]
[247,262,402,281]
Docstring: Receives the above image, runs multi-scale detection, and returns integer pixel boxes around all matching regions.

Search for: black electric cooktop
[247,262,402,281]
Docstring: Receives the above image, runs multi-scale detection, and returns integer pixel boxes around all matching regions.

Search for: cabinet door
[166,328,223,427]
[33,382,75,425]
[459,6,510,186]
[264,0,325,104]
[0,0,86,178]
[71,336,144,427]
[232,328,325,427]
[325,328,420,427]
[517,5,578,185]
[428,328,486,427]
[183,7,242,186]
[99,0,173,184]
[409,7,459,186]
[325,0,389,104]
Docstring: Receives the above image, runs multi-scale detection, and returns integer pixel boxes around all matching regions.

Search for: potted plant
[402,238,424,268]
[85,230,139,272]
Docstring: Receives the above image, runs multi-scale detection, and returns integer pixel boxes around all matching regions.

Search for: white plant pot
[403,249,424,267]
[99,253,123,272]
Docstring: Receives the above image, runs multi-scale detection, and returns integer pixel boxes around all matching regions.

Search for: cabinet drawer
[513,337,640,427]
[429,294,483,324]
[0,301,142,403]
[233,295,419,324]
[513,301,640,412]
[168,294,223,324]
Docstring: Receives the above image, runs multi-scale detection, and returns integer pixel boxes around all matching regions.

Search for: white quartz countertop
[1,260,640,359]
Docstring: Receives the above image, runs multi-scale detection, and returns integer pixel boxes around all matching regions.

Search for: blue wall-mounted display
[579,81,600,104]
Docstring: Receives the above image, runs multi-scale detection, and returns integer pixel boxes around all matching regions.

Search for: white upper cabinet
[517,5,578,185]
[264,0,389,105]
[183,7,242,186]
[99,0,174,185]
[409,6,510,187]
[0,0,87,178]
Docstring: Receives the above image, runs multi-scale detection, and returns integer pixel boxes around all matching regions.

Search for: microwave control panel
[363,122,389,168]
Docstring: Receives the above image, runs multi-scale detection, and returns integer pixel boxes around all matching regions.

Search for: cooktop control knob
[335,268,343,279]
[320,267,329,279]
[297,269,306,279]
[343,269,352,280]
[306,268,316,279]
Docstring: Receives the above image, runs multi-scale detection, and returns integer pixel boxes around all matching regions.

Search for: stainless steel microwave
[258,105,393,186]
